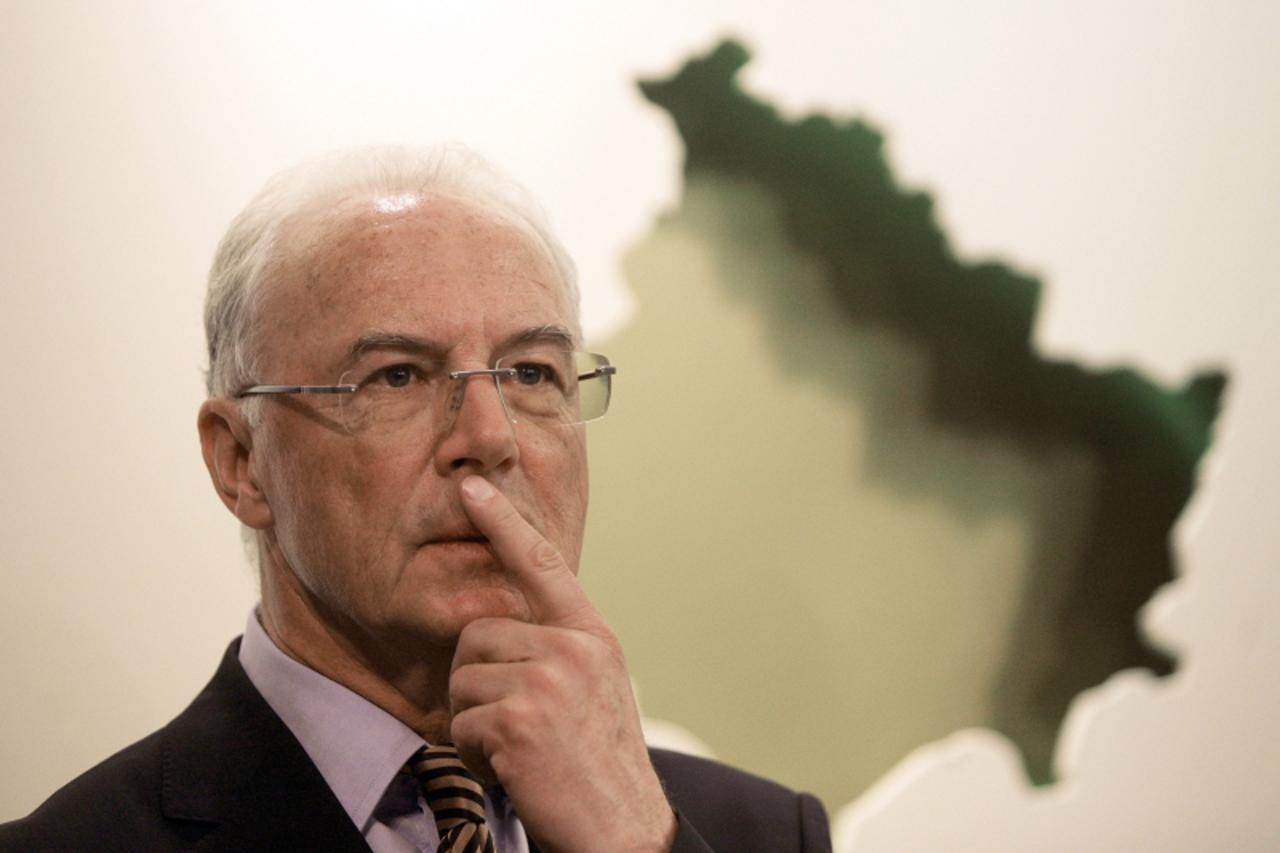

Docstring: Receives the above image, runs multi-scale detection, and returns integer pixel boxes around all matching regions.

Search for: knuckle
[599,629,625,660]
[464,616,500,638]
[450,726,496,783]
[455,617,499,654]
[449,708,478,747]
[487,751,518,787]
[556,627,601,666]
[454,619,480,650]
[448,665,474,701]
[492,498,522,526]
[495,697,538,745]
[524,537,563,572]
[527,660,565,697]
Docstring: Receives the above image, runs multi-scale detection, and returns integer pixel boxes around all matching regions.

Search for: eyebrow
[503,324,578,352]
[344,332,444,364]
[339,324,578,372]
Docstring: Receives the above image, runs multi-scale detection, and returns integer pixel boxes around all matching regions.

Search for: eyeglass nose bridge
[445,366,519,423]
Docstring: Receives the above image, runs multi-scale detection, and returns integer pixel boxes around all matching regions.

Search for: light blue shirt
[239,610,529,853]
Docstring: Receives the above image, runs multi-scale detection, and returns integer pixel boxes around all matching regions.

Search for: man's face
[246,194,588,651]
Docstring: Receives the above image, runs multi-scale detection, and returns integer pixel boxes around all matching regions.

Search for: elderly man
[0,146,830,851]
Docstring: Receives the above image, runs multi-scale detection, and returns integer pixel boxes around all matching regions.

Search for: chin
[448,583,531,622]
[390,581,531,648]
[393,546,533,638]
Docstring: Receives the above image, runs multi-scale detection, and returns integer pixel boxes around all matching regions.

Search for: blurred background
[2,3,1277,849]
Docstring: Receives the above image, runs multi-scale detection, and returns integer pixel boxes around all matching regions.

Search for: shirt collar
[238,609,426,832]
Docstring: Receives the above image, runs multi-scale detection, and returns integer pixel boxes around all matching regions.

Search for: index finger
[460,475,597,628]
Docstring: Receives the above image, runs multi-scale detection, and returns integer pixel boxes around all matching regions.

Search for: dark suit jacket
[1,641,830,851]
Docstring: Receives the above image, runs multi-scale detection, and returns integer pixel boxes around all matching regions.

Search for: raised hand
[449,475,676,852]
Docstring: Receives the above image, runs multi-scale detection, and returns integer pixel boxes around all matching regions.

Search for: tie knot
[406,745,495,853]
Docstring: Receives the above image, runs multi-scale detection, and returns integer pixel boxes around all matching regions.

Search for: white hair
[203,144,580,400]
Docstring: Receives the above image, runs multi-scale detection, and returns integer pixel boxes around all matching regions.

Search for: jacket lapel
[159,640,370,852]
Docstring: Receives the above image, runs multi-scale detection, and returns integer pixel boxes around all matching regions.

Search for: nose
[433,372,520,475]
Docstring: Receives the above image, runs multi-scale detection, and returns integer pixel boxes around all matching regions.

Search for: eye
[512,362,556,387]
[375,364,419,389]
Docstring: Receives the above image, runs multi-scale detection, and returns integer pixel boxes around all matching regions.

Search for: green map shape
[579,40,1224,809]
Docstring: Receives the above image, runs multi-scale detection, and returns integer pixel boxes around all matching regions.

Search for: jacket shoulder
[649,748,832,852]
[0,639,287,851]
[0,727,179,851]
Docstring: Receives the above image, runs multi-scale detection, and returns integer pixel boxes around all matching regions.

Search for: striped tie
[406,744,496,853]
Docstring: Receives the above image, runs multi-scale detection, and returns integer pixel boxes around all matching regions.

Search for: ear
[198,399,274,530]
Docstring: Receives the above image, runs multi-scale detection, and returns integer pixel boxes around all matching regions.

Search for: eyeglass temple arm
[578,365,617,381]
[237,384,358,397]
[448,366,616,382]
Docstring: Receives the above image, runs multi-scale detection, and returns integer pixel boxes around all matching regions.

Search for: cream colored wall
[2,2,1277,848]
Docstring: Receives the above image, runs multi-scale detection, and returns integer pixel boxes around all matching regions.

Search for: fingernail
[461,476,494,501]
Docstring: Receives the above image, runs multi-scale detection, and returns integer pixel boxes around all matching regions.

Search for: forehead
[257,194,574,373]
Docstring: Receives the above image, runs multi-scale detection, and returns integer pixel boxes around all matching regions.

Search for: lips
[417,536,498,572]
[426,535,489,547]
[415,514,483,544]
[418,530,494,559]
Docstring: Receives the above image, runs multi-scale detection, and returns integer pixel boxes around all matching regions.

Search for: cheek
[348,440,445,517]
[328,442,431,548]
[525,428,589,560]
[261,449,348,572]
[258,429,406,582]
